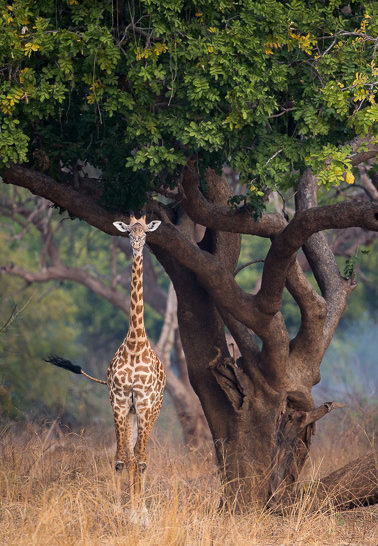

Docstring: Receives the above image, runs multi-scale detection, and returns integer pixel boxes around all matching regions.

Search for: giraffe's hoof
[115,460,124,472]
[138,461,147,473]
[128,506,150,528]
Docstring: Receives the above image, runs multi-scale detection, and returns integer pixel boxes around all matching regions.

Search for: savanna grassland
[1,407,377,546]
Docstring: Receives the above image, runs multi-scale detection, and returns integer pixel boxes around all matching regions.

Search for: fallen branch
[311,452,378,511]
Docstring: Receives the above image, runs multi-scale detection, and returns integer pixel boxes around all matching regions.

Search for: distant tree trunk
[156,283,211,447]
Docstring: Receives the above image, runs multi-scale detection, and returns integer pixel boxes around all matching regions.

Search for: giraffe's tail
[44,355,107,385]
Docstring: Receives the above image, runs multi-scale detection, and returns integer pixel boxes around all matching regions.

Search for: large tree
[1,1,378,508]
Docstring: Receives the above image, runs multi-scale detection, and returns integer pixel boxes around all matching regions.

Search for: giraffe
[110,212,166,501]
[44,212,165,515]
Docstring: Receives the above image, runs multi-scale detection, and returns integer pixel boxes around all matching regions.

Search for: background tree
[0,233,82,421]
[1,0,378,509]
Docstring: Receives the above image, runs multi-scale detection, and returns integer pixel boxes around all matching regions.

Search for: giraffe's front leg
[113,401,142,509]
[133,400,162,495]
[111,398,134,471]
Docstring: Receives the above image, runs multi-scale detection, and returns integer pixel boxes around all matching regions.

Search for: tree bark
[280,452,378,513]
[156,282,211,447]
[315,452,378,510]
[151,168,378,510]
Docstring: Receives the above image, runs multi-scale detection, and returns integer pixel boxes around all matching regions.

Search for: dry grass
[0,421,377,546]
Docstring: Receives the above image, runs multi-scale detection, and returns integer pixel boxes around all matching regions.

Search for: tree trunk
[154,241,362,510]
[165,371,211,447]
[152,247,271,507]
[191,349,319,509]
[151,177,322,509]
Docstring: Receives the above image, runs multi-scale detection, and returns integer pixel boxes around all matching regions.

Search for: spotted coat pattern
[107,252,166,483]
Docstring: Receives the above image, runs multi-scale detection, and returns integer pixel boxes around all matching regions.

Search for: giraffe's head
[113,212,161,257]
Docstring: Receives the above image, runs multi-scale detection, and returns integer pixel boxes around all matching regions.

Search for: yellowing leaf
[345,171,355,184]
[19,68,29,83]
[24,42,36,56]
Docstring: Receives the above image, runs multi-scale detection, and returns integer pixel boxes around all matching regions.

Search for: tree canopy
[1,0,377,209]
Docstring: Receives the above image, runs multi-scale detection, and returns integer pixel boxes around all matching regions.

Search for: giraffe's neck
[128,252,145,336]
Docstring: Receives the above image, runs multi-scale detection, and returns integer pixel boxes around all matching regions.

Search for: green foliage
[0,0,377,208]
[0,117,29,164]
[0,278,80,420]
[228,193,266,221]
[343,257,356,280]
[306,144,354,188]
[343,248,370,279]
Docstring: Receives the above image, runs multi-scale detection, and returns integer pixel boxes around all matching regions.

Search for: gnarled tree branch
[1,262,131,313]
[286,258,327,370]
[181,162,287,237]
[295,170,359,352]
[255,184,377,318]
[350,137,378,167]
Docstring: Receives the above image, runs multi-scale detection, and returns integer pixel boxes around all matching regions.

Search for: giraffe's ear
[145,220,161,232]
[113,221,131,233]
